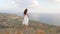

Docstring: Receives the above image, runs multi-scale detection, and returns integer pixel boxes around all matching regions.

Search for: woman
[22,9,29,29]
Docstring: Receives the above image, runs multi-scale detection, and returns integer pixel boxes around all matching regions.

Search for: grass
[0,13,60,34]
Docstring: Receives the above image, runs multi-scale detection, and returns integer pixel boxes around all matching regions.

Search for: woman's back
[22,9,29,29]
[24,15,29,22]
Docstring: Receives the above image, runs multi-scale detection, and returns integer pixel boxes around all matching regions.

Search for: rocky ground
[0,13,60,34]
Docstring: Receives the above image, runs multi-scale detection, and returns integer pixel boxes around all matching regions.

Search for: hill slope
[0,13,60,34]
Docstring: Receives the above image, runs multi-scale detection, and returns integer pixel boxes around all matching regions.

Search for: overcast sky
[0,0,60,14]
[0,0,60,26]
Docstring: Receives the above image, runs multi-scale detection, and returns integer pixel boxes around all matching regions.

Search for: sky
[0,0,60,26]
[0,0,60,14]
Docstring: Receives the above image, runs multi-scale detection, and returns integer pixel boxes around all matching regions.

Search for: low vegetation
[0,13,60,34]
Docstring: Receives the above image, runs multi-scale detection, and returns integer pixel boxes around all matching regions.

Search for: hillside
[0,13,60,34]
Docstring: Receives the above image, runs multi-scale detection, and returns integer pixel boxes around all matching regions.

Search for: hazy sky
[0,0,60,14]
[0,0,60,26]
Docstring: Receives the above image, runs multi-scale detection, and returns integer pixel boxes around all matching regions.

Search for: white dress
[22,15,29,25]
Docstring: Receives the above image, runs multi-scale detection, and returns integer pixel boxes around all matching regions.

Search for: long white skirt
[22,15,29,25]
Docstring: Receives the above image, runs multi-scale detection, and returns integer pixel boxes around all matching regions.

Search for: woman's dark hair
[24,9,28,15]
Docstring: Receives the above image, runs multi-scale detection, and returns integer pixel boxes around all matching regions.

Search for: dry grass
[15,31,23,34]
[5,31,9,34]
[0,13,60,34]
[0,32,2,34]
[36,29,45,34]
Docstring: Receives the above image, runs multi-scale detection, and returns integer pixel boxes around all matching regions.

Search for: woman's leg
[24,25,28,29]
